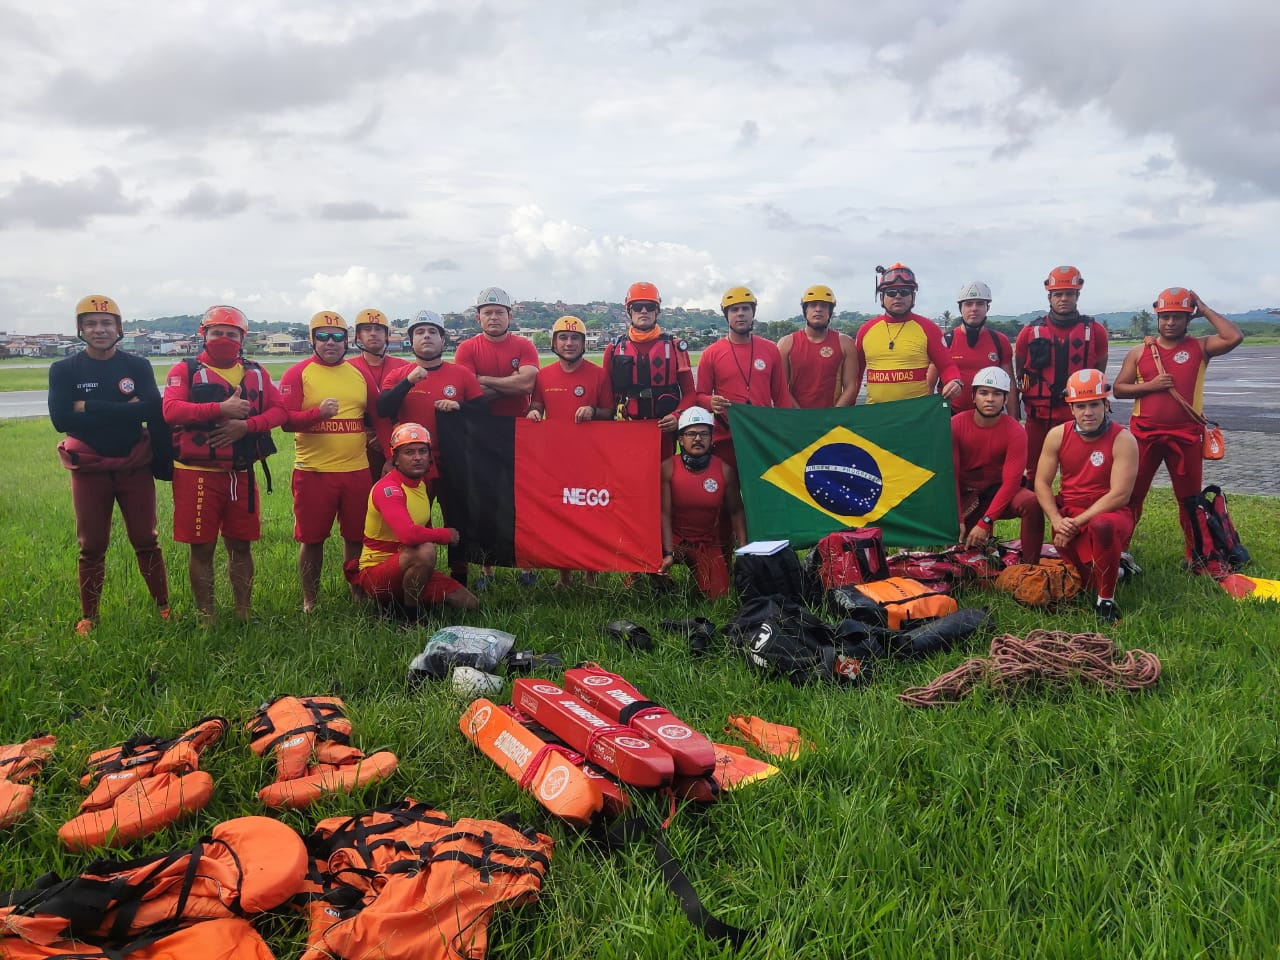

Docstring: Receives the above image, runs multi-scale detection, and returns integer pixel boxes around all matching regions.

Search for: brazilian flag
[730,395,958,548]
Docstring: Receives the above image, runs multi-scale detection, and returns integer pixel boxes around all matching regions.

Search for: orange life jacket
[0,735,55,830]
[245,696,398,809]
[58,717,226,851]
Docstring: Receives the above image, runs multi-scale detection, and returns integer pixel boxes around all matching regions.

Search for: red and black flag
[435,409,663,571]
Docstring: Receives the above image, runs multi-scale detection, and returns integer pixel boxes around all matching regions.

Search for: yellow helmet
[552,315,586,335]
[801,285,836,308]
[354,308,388,328]
[309,311,348,334]
[75,295,120,319]
[721,286,757,313]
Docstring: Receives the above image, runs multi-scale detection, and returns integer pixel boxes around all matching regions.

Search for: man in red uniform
[1113,288,1242,571]
[778,284,859,407]
[454,286,539,417]
[280,311,380,612]
[377,310,484,585]
[163,305,286,626]
[951,367,1043,564]
[48,295,170,636]
[527,316,613,424]
[346,422,478,615]
[602,281,696,458]
[659,407,746,598]
[1015,265,1109,479]
[696,285,794,467]
[348,308,408,480]
[1034,369,1137,623]
[853,264,963,405]
[940,282,1017,416]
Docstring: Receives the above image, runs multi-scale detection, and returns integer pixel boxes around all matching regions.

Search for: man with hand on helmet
[1016,265,1109,479]
[1113,288,1242,573]
[527,316,613,423]
[1034,369,1137,623]
[939,282,1017,417]
[603,281,696,459]
[377,310,483,586]
[696,285,794,467]
[853,263,962,405]
[454,287,539,417]
[163,305,286,626]
[951,366,1043,564]
[348,308,408,480]
[346,422,479,616]
[279,312,380,613]
[659,407,746,598]
[778,284,860,407]
[48,295,171,636]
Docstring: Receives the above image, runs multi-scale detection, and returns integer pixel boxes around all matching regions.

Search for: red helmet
[199,305,249,336]
[1153,287,1194,314]
[624,282,662,308]
[1044,266,1084,292]
[875,263,917,293]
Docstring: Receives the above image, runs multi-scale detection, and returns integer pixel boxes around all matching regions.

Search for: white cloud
[298,266,419,315]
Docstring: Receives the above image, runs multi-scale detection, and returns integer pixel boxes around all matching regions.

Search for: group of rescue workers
[49,264,1243,632]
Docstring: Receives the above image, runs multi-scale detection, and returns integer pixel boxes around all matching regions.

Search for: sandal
[601,619,654,652]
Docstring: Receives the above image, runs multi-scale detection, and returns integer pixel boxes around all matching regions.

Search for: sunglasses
[630,302,659,313]
[882,288,914,298]
[313,330,347,342]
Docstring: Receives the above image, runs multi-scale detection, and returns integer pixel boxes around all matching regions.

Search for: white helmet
[677,407,715,433]
[971,366,1011,393]
[475,287,513,310]
[956,281,993,303]
[408,310,446,337]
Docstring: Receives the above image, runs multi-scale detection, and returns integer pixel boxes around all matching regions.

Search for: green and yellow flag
[730,395,958,548]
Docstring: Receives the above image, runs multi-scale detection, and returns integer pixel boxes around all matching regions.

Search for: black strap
[654,836,760,949]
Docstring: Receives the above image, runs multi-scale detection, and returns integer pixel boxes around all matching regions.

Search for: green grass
[2,415,1279,958]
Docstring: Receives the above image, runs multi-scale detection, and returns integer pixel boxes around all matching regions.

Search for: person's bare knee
[443,586,479,610]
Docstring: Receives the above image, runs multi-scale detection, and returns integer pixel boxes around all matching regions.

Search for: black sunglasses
[882,288,914,298]
[630,302,659,313]
[314,330,347,342]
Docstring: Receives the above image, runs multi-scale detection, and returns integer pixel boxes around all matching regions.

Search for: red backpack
[810,528,888,590]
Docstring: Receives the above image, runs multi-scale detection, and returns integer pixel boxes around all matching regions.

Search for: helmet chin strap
[1073,412,1112,439]
[413,347,443,366]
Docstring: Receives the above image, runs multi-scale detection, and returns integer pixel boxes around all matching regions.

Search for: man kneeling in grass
[344,422,478,615]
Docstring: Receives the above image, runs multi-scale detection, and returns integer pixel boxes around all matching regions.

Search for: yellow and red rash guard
[855,313,959,404]
[359,468,453,569]
[280,357,377,472]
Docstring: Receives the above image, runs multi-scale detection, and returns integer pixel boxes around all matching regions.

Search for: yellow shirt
[858,319,931,403]
[281,357,371,473]
[359,474,432,569]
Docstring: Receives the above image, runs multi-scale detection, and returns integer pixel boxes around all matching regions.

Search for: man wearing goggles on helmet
[1112,289,1242,574]
[951,367,1043,564]
[1034,369,1138,623]
[853,264,963,405]
[658,407,746,598]
[280,312,381,613]
[778,284,860,407]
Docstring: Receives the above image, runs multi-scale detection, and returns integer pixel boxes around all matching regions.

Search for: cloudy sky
[2,0,1277,333]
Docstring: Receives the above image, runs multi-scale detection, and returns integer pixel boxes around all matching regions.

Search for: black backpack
[733,548,813,603]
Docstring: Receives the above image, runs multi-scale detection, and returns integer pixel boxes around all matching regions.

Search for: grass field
[2,415,1278,959]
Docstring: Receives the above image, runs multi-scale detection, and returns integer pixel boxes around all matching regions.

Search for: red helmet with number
[1153,287,1194,314]
[625,282,662,308]
[199,305,249,336]
[390,422,432,453]
[875,263,917,293]
[1064,369,1109,403]
[1044,265,1084,292]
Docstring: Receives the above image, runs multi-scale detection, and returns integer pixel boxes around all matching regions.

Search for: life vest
[297,797,553,960]
[609,333,688,420]
[0,736,55,830]
[1019,318,1104,414]
[173,358,278,470]
[1,816,306,954]
[245,696,398,809]
[58,717,227,851]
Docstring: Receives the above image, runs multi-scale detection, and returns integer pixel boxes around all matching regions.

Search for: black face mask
[1073,413,1112,439]
[681,451,712,472]
[1048,309,1080,328]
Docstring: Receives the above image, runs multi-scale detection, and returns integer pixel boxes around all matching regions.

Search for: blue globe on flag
[803,443,883,516]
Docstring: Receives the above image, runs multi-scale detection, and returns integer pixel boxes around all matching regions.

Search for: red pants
[1025,410,1072,479]
[1057,507,1134,598]
[1131,432,1202,559]
[674,540,731,598]
[964,487,1045,564]
[345,553,462,605]
[69,467,168,619]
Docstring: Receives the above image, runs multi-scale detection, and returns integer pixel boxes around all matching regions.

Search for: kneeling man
[346,422,479,613]
[1034,370,1137,623]
[951,366,1043,563]
[659,407,746,598]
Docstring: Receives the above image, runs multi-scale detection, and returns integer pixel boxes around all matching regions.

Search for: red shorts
[173,469,261,544]
[292,468,371,543]
[346,553,463,605]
